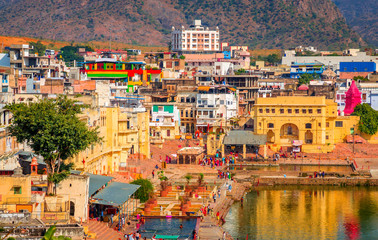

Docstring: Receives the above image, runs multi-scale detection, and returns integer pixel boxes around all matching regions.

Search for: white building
[282,50,378,72]
[171,20,220,52]
[196,85,238,132]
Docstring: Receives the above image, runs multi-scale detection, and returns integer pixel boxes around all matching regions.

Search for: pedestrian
[179,224,183,230]
[241,197,244,206]
[110,213,113,225]
[135,232,140,240]
[223,231,226,240]
[152,170,155,178]
[218,189,221,198]
[213,194,216,203]
[322,171,325,178]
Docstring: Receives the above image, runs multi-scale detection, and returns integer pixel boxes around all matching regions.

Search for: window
[318,123,321,127]
[203,111,208,116]
[259,108,263,113]
[259,122,261,127]
[272,109,275,113]
[288,109,292,114]
[266,108,270,113]
[280,109,284,114]
[295,109,299,114]
[362,93,367,101]
[14,186,22,194]
[335,121,343,127]
[302,109,307,114]
[185,111,188,118]
[308,109,313,114]
[167,129,170,137]
[317,109,321,114]
[326,122,329,128]
[305,123,312,129]
[268,123,274,128]
[326,135,329,140]
[220,100,224,105]
[181,110,184,117]
[287,126,293,135]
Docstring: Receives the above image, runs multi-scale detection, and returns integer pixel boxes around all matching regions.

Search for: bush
[130,178,154,203]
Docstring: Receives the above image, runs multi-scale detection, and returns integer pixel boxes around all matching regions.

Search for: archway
[185,155,190,164]
[280,123,299,143]
[69,201,75,216]
[179,155,184,164]
[267,130,275,143]
[305,130,313,144]
[191,156,196,164]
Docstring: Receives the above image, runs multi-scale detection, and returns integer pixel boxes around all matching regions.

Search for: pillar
[264,144,267,159]
[221,144,225,158]
[243,144,246,159]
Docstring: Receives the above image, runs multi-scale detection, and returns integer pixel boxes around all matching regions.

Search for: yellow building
[252,96,359,153]
[68,107,150,175]
[0,170,32,213]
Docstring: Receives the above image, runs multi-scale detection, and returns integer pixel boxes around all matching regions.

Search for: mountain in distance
[332,0,377,47]
[0,0,366,50]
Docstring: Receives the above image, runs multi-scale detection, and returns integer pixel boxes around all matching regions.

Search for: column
[221,144,225,158]
[264,144,267,159]
[243,144,246,159]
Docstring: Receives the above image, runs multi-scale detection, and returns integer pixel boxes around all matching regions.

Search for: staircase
[83,220,123,240]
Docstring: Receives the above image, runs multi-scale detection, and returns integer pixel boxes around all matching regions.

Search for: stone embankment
[255,177,378,186]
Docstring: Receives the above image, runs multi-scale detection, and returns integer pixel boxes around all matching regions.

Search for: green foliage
[57,45,94,63]
[298,73,320,86]
[29,40,46,56]
[130,178,154,203]
[353,76,369,82]
[179,55,186,60]
[184,174,192,184]
[42,225,71,240]
[266,54,281,64]
[352,103,378,135]
[6,96,100,194]
[7,238,16,240]
[198,173,204,186]
[235,68,246,75]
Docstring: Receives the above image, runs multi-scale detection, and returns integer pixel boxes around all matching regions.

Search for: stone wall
[257,177,378,186]
[0,212,31,224]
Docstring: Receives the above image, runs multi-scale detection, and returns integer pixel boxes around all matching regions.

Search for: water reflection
[223,186,378,240]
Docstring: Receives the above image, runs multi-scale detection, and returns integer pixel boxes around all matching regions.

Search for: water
[228,164,352,173]
[139,217,198,239]
[223,186,378,240]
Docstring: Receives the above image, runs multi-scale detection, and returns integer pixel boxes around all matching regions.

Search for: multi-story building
[149,104,180,144]
[339,62,377,79]
[290,63,325,78]
[252,96,360,153]
[171,20,220,53]
[68,107,150,174]
[196,85,238,133]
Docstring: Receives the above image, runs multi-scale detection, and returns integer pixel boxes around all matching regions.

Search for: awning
[198,86,210,91]
[91,182,140,206]
[292,140,303,146]
[71,171,114,196]
[227,86,236,91]
[223,130,267,145]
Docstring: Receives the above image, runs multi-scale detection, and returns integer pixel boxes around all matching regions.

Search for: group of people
[218,170,232,180]
[313,171,326,178]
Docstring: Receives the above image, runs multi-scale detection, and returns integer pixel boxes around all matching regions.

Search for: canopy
[71,171,114,196]
[223,130,267,145]
[155,235,179,239]
[91,182,139,206]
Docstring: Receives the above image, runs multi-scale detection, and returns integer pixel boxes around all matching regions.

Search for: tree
[6,96,100,195]
[298,73,320,86]
[130,178,154,203]
[29,40,46,56]
[184,173,192,184]
[266,54,281,65]
[352,103,378,135]
[353,76,369,82]
[42,225,71,240]
[179,55,185,60]
[235,68,246,75]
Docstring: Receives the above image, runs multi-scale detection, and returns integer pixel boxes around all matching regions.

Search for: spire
[343,80,361,116]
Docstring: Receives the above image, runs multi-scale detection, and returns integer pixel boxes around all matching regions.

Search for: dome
[298,84,309,91]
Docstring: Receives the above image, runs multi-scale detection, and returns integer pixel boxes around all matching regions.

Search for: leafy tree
[42,225,71,240]
[298,73,320,86]
[29,40,46,56]
[179,55,185,60]
[6,96,100,195]
[266,54,281,65]
[353,76,369,82]
[57,45,94,63]
[235,68,246,75]
[130,178,154,203]
[352,103,378,135]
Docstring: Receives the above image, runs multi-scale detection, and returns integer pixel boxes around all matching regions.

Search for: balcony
[149,121,175,127]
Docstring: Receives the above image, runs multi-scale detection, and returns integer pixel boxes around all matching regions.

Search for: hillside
[332,0,377,47]
[0,0,365,50]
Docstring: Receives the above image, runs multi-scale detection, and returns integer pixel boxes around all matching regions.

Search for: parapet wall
[257,177,378,186]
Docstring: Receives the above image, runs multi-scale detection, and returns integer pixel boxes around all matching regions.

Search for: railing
[4,197,32,205]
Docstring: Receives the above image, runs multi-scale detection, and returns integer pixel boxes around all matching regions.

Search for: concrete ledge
[257,177,378,186]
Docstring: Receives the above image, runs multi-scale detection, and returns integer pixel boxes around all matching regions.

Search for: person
[152,234,157,240]
[135,232,140,240]
[213,194,216,203]
[155,164,159,169]
[241,197,244,206]
[216,211,220,221]
[223,231,226,240]
[179,224,183,230]
[152,170,155,179]
[322,171,325,178]
[110,213,113,225]
[128,233,134,240]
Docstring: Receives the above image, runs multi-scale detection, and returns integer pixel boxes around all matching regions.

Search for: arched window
[305,123,312,129]
[268,123,274,128]
[191,97,195,103]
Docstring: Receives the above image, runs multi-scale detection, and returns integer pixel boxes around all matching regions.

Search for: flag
[220,121,222,130]
[207,123,210,133]
[82,158,85,166]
